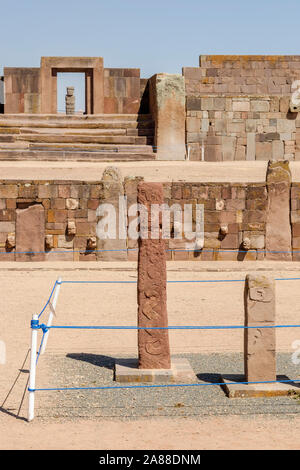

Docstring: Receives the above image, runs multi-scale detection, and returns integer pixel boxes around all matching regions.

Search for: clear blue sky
[1,0,299,110]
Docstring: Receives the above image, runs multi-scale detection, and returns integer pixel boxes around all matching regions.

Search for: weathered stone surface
[137,182,171,369]
[244,274,276,382]
[97,166,127,261]
[65,86,75,115]
[265,160,292,260]
[15,205,45,261]
[67,219,76,236]
[149,74,186,160]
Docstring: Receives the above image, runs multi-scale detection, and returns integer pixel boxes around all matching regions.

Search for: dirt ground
[1,261,300,450]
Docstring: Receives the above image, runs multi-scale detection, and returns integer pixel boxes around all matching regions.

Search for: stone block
[266,161,292,260]
[15,205,45,262]
[244,275,276,382]
[272,140,284,160]
[66,198,79,210]
[0,185,18,199]
[232,100,250,112]
[256,142,272,160]
[115,357,195,383]
[251,100,270,112]
[246,133,256,160]
[150,74,186,160]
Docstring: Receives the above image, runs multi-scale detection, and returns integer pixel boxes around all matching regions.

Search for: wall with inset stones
[184,55,300,161]
[0,177,292,262]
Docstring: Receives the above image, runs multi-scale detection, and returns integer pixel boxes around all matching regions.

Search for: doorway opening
[57,72,86,114]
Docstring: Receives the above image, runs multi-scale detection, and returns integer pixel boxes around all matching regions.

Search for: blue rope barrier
[28,378,300,393]
[37,280,58,319]
[32,323,300,331]
[35,330,47,365]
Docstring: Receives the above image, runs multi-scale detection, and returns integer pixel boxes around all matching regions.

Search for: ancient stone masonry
[96,166,127,261]
[149,74,186,160]
[65,87,75,115]
[184,55,300,161]
[137,182,171,369]
[15,204,45,262]
[4,54,300,162]
[244,274,276,382]
[265,161,292,261]
[0,170,298,262]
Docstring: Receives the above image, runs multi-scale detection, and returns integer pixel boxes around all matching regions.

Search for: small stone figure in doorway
[65,86,75,115]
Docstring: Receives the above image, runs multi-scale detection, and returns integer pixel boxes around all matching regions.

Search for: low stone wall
[0,162,296,262]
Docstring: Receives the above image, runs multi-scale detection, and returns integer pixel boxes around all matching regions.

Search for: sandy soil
[0,160,269,182]
[1,415,300,450]
[1,261,300,450]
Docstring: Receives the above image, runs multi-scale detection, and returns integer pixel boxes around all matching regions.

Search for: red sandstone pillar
[244,274,276,382]
[137,182,171,369]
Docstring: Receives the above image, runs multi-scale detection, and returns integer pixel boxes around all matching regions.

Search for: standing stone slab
[244,274,276,382]
[266,160,292,260]
[96,166,127,261]
[137,182,171,369]
[16,205,45,261]
[149,74,186,161]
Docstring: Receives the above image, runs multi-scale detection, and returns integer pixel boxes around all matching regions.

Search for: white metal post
[28,314,38,422]
[40,277,62,355]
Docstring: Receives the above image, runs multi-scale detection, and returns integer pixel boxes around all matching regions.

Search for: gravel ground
[35,353,300,421]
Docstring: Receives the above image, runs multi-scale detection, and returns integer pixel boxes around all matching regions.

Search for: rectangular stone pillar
[149,74,186,161]
[15,205,45,262]
[96,166,127,261]
[266,160,292,260]
[137,182,171,369]
[244,274,276,382]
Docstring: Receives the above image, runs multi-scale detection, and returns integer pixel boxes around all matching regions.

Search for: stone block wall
[184,56,300,162]
[186,95,299,161]
[0,180,100,261]
[0,170,299,262]
[0,178,273,262]
[184,55,300,96]
[103,68,141,114]
[4,68,41,113]
[162,182,267,261]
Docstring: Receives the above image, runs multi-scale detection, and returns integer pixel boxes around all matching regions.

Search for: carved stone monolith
[65,86,75,115]
[137,182,171,369]
[244,274,276,382]
[266,160,291,260]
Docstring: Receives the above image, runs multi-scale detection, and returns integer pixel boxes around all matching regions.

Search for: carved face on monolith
[137,182,171,369]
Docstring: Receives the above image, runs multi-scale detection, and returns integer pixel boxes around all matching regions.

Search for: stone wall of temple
[104,68,142,114]
[4,68,40,113]
[0,168,296,262]
[184,55,300,161]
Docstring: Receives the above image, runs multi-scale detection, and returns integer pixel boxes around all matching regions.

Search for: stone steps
[0,134,153,145]
[0,127,153,136]
[0,114,154,129]
[0,149,156,162]
[0,142,154,152]
[0,113,156,161]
